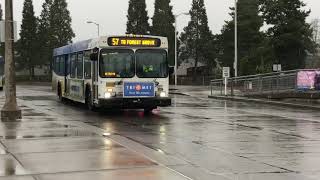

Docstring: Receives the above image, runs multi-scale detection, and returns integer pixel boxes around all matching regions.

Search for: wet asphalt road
[2,84,320,180]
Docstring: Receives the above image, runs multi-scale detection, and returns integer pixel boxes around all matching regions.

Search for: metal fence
[210,70,299,97]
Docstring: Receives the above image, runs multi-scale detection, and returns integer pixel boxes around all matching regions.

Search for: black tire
[85,89,96,111]
[144,107,156,114]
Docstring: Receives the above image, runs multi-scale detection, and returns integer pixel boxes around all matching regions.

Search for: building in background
[176,59,206,76]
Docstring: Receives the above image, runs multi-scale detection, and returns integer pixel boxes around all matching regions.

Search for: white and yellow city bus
[52,35,172,112]
[0,57,4,91]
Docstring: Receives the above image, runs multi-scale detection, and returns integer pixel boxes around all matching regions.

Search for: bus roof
[53,39,92,57]
[53,35,168,57]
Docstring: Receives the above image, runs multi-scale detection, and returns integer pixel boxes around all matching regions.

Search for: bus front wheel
[144,107,156,114]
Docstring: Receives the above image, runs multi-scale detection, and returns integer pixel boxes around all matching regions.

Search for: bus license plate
[124,82,155,97]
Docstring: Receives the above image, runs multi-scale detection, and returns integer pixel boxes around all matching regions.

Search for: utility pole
[174,12,189,86]
[234,0,238,77]
[1,0,21,121]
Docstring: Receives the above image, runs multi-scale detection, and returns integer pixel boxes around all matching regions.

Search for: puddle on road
[22,113,48,117]
[20,118,57,122]
[19,96,57,101]
[0,129,98,140]
[0,122,75,130]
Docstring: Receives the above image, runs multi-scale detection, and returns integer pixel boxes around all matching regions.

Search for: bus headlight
[160,92,167,98]
[104,92,112,99]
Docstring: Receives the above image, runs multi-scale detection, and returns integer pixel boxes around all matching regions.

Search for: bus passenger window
[66,55,70,75]
[53,57,57,74]
[59,56,65,75]
[84,51,91,79]
[77,53,83,79]
[56,57,61,75]
[70,54,77,78]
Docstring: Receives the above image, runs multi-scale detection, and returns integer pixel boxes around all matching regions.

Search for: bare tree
[311,18,320,46]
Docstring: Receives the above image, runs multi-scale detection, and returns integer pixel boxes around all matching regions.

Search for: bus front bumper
[97,97,172,109]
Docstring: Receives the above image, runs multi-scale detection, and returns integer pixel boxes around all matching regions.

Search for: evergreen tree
[219,0,264,76]
[18,0,39,79]
[151,0,175,65]
[237,0,264,75]
[49,0,75,48]
[0,3,3,20]
[38,0,53,67]
[126,0,150,34]
[0,3,3,57]
[218,21,235,70]
[260,0,314,70]
[180,0,214,75]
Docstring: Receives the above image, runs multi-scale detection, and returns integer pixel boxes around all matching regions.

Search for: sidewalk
[0,96,190,180]
[170,85,320,110]
[208,95,320,110]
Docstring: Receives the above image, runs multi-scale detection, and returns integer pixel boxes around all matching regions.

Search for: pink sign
[297,70,320,90]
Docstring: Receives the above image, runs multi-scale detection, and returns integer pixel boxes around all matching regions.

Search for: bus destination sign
[108,37,161,47]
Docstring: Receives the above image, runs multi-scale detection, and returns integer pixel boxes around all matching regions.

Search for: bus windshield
[136,49,168,78]
[100,49,134,78]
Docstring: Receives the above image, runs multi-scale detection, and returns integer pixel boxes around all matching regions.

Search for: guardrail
[210,70,300,97]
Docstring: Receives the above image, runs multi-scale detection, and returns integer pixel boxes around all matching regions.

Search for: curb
[170,92,191,96]
[208,95,320,110]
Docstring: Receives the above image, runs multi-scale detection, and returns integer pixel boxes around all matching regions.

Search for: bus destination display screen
[108,37,161,47]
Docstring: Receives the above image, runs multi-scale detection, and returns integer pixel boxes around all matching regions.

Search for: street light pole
[97,24,100,37]
[1,0,22,121]
[174,16,178,86]
[87,21,100,37]
[234,0,238,77]
[174,12,189,86]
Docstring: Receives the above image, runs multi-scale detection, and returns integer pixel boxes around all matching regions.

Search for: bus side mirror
[90,53,98,61]
[90,48,99,61]
[169,66,175,75]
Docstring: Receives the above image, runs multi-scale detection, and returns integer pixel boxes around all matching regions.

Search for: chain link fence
[210,70,300,97]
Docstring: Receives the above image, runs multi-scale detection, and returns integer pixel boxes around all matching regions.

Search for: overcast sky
[2,0,320,41]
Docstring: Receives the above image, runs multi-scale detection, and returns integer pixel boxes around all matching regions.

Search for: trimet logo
[126,84,153,91]
[135,85,142,91]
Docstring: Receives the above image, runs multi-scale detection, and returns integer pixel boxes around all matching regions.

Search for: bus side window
[70,54,77,78]
[66,55,70,76]
[77,52,84,79]
[53,57,57,74]
[56,57,61,75]
[59,56,65,76]
[84,51,91,79]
